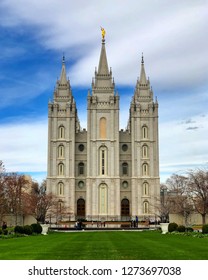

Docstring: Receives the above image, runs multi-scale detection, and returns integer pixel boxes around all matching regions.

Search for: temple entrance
[121,198,130,218]
[77,198,85,217]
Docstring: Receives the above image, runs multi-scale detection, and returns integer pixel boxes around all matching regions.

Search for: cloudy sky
[0,0,207,183]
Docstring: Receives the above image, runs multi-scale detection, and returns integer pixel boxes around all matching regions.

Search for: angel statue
[101,27,106,39]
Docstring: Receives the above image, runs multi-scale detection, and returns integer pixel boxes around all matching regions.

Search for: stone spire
[54,56,72,102]
[139,54,147,85]
[92,29,114,90]
[59,55,68,85]
[97,37,109,75]
[131,54,152,104]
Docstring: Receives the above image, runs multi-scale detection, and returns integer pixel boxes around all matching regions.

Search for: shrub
[202,224,208,234]
[186,227,193,232]
[23,225,33,235]
[0,228,2,235]
[3,229,8,235]
[177,225,186,232]
[168,222,178,232]
[31,223,42,234]
[14,225,24,234]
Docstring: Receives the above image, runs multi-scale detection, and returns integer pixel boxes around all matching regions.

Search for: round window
[78,181,84,189]
[122,181,128,189]
[122,144,128,152]
[78,144,84,152]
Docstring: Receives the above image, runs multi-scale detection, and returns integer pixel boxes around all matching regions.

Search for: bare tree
[24,179,58,223]
[166,174,193,225]
[0,161,7,222]
[3,173,30,225]
[156,183,171,222]
[187,168,208,225]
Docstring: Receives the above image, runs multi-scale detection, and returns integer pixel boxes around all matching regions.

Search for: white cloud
[159,114,208,181]
[0,0,207,88]
[0,118,48,172]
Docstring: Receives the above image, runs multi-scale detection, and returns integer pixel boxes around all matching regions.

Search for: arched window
[121,198,130,216]
[58,145,65,158]
[143,182,149,196]
[58,125,65,139]
[100,117,107,139]
[142,145,148,158]
[142,125,148,139]
[58,182,64,196]
[142,163,149,176]
[99,184,108,215]
[58,163,64,176]
[57,200,63,218]
[77,198,85,217]
[143,201,149,214]
[78,162,84,175]
[122,162,128,176]
[99,146,107,175]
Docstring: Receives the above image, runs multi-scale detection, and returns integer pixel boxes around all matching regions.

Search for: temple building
[47,32,160,221]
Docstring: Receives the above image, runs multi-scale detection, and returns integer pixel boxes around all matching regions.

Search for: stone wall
[169,213,208,226]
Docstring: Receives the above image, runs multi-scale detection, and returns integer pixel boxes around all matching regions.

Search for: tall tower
[86,33,120,219]
[47,56,80,219]
[129,55,160,217]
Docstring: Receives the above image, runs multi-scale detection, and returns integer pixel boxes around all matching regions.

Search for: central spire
[92,28,115,93]
[97,27,109,75]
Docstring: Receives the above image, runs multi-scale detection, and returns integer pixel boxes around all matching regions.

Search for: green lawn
[0,231,208,260]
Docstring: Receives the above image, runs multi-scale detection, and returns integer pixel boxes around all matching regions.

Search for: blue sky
[0,0,208,183]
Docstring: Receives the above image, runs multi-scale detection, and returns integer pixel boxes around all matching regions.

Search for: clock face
[122,181,128,189]
[78,181,84,189]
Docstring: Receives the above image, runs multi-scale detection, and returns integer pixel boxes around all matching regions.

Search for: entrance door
[77,198,85,217]
[121,198,130,216]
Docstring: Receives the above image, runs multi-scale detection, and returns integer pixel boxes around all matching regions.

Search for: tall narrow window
[99,184,108,215]
[101,150,105,175]
[142,163,149,176]
[122,162,128,176]
[142,126,148,139]
[58,201,63,215]
[58,145,65,158]
[143,182,149,196]
[58,182,64,195]
[100,117,107,139]
[143,201,149,214]
[58,125,65,139]
[78,162,84,175]
[142,145,148,158]
[58,163,64,176]
[99,146,107,175]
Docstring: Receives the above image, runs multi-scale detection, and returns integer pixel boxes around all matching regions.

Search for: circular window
[78,144,84,152]
[78,181,84,189]
[122,181,128,189]
[122,144,128,152]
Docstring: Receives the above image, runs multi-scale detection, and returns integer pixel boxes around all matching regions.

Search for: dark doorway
[77,198,85,217]
[121,198,130,216]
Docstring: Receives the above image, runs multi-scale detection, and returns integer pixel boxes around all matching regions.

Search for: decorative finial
[141,52,144,64]
[101,27,106,41]
[62,53,65,64]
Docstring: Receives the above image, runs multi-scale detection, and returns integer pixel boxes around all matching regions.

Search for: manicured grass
[0,231,208,260]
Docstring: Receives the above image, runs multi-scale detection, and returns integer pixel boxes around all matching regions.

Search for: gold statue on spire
[101,27,106,40]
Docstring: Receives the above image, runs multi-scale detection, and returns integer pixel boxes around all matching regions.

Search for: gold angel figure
[101,27,106,39]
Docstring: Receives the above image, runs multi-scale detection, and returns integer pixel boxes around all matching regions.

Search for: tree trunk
[202,213,206,225]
